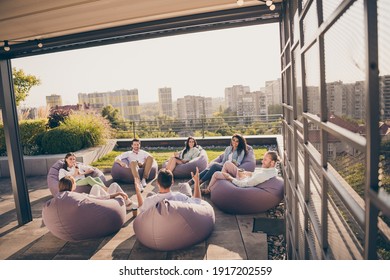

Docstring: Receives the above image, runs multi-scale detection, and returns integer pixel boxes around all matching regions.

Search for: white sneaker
[141,178,147,187]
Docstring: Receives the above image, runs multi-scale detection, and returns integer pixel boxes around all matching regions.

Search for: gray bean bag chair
[47,159,108,196]
[42,191,126,241]
[133,199,215,251]
[210,176,284,214]
[161,147,209,179]
[211,145,256,172]
[111,158,158,183]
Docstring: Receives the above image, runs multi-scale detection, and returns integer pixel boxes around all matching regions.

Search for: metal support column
[0,59,32,225]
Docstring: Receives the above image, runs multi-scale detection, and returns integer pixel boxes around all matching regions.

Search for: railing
[114,114,283,139]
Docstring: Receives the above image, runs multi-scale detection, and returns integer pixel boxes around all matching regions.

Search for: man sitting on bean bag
[134,167,202,214]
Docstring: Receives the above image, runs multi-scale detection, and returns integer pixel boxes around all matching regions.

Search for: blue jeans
[199,163,223,182]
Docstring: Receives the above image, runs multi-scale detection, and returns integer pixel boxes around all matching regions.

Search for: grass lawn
[91,146,268,169]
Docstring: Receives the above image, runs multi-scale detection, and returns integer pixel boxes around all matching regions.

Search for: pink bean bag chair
[210,176,284,214]
[111,158,158,184]
[47,159,108,196]
[42,191,126,242]
[162,148,208,179]
[133,199,215,251]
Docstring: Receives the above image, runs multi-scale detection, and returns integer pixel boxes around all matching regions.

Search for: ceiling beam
[1,4,281,59]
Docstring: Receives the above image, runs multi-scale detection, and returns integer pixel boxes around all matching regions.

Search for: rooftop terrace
[0,172,284,260]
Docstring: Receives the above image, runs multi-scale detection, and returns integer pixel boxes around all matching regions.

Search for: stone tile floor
[0,173,270,260]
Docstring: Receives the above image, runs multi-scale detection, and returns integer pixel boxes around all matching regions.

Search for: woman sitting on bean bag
[162,136,208,178]
[59,152,106,189]
[189,133,250,188]
[47,156,108,196]
[165,136,201,172]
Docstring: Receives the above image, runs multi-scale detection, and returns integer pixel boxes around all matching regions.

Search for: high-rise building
[46,94,62,108]
[158,87,173,117]
[176,95,212,120]
[78,89,140,120]
[224,85,250,113]
[380,75,390,121]
[264,79,282,105]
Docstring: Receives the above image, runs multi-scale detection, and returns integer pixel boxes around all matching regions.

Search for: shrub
[61,111,113,148]
[0,119,47,156]
[19,119,47,155]
[47,108,71,129]
[41,127,83,154]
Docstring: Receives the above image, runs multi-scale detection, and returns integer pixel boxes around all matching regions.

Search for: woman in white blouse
[59,152,106,189]
[165,136,201,172]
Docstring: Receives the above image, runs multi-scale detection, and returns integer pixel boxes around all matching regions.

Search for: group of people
[57,134,279,214]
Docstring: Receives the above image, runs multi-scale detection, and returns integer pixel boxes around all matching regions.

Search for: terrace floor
[0,173,276,260]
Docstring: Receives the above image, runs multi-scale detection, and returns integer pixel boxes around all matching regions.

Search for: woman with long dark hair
[59,152,106,188]
[165,136,201,172]
[189,133,248,191]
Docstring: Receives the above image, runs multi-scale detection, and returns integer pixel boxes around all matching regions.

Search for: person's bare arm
[110,192,128,200]
[134,181,144,207]
[191,167,201,199]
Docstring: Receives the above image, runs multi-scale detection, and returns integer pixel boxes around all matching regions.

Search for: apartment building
[224,85,250,113]
[46,94,63,108]
[158,87,173,117]
[176,95,212,120]
[78,89,140,120]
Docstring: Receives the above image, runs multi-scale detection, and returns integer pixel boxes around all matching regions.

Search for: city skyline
[11,24,281,108]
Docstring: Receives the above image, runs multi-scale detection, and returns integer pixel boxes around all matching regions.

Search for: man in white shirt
[114,138,155,191]
[205,151,279,193]
[134,167,202,214]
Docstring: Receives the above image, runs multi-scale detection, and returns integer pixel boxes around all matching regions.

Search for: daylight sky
[12,23,281,108]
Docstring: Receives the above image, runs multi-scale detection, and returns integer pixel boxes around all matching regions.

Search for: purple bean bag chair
[47,160,108,196]
[111,158,158,183]
[162,148,208,179]
[211,145,256,172]
[210,176,284,214]
[42,191,126,242]
[133,199,215,251]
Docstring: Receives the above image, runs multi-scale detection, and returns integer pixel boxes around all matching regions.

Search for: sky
[12,23,281,108]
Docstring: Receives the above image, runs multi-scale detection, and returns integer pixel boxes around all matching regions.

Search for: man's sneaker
[141,178,147,187]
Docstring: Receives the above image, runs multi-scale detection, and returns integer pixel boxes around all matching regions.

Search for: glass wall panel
[327,187,364,259]
[377,0,390,260]
[293,47,303,120]
[304,43,320,115]
[327,136,366,200]
[302,1,318,45]
[322,0,344,23]
[324,0,365,128]
[292,0,299,44]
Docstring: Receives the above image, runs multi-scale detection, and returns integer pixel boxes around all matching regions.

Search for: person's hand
[111,192,128,200]
[191,167,200,186]
[85,168,94,174]
[117,161,125,167]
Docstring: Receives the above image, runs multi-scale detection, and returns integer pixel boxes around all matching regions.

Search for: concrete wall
[0,139,116,178]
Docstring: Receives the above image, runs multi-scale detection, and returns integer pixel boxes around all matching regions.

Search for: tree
[101,105,122,129]
[12,68,41,106]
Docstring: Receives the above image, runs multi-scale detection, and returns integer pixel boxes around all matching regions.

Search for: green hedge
[40,126,83,154]
[0,119,47,156]
[0,111,112,156]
